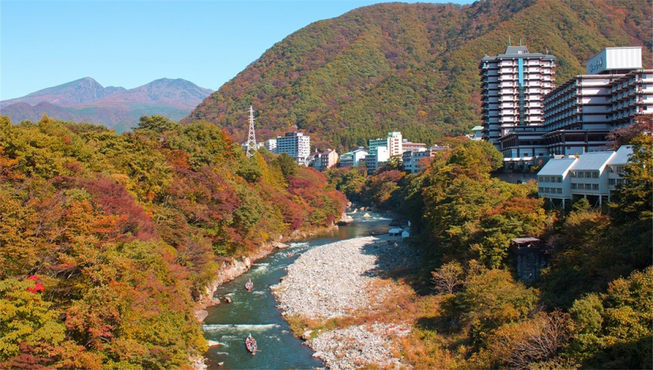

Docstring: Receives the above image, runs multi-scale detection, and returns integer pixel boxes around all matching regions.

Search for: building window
[592,184,598,190]
[571,183,577,189]
[609,179,615,185]
[578,172,584,178]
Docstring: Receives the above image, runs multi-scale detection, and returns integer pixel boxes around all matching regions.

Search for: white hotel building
[276,132,311,165]
[493,46,652,170]
[537,145,632,208]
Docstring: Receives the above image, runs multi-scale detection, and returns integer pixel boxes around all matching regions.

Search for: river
[202,210,392,369]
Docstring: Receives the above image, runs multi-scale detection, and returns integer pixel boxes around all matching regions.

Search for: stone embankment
[272,235,418,369]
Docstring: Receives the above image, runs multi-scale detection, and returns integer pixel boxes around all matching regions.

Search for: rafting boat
[244,279,253,291]
[245,334,257,355]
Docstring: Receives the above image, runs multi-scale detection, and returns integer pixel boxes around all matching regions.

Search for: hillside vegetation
[326,134,652,367]
[187,0,652,150]
[0,114,345,368]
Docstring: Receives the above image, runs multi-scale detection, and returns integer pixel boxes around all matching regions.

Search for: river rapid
[202,211,392,369]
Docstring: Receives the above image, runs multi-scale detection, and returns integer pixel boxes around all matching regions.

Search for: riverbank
[194,223,341,319]
[271,235,420,369]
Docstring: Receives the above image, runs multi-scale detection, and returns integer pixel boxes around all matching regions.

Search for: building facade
[495,46,651,171]
[339,148,368,167]
[364,146,389,172]
[387,131,403,156]
[402,149,435,173]
[480,45,556,147]
[276,132,311,165]
[264,139,277,153]
[313,149,338,171]
[401,140,427,152]
[537,145,632,207]
[542,66,652,157]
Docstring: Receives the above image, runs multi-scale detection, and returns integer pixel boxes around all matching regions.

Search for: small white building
[264,139,277,153]
[339,148,369,167]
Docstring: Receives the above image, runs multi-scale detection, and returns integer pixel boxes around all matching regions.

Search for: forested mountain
[0,115,345,367]
[1,78,212,132]
[186,0,652,150]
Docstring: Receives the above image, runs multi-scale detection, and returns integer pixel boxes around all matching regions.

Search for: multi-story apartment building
[276,132,311,165]
[339,148,368,167]
[313,149,338,171]
[369,132,403,156]
[480,44,556,148]
[542,48,651,156]
[402,149,434,173]
[364,146,389,172]
[401,145,447,174]
[496,46,651,170]
[387,131,403,156]
[537,145,632,207]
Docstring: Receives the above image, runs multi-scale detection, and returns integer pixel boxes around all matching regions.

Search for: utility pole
[246,105,257,158]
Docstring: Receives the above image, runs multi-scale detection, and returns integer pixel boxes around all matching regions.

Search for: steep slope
[186,0,652,150]
[1,78,213,132]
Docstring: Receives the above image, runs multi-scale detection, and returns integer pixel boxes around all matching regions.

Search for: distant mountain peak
[0,77,213,132]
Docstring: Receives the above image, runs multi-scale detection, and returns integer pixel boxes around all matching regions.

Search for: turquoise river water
[202,211,392,369]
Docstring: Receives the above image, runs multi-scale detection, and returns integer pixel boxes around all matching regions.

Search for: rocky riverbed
[272,235,419,368]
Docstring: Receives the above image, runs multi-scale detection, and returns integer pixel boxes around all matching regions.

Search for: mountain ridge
[185,0,651,151]
[1,77,213,132]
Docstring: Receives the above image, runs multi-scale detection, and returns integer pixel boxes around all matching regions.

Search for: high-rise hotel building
[542,47,651,155]
[480,45,556,148]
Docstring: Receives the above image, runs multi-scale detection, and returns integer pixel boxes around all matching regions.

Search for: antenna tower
[246,105,257,158]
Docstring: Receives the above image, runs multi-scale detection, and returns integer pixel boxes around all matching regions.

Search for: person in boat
[244,279,253,291]
[245,333,257,355]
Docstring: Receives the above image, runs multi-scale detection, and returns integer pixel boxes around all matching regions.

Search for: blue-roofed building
[537,146,633,207]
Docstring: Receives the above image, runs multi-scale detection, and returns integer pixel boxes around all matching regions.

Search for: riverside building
[536,145,632,208]
[480,44,556,148]
[490,46,651,171]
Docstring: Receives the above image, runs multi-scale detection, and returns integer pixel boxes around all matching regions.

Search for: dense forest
[0,115,345,368]
[187,0,652,150]
[326,134,652,368]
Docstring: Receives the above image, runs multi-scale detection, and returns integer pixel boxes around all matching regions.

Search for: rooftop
[607,145,633,166]
[537,157,577,175]
[572,151,615,171]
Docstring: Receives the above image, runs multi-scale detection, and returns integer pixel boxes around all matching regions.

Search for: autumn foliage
[0,115,345,367]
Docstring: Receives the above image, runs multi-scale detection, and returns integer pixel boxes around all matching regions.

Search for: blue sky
[1,0,472,100]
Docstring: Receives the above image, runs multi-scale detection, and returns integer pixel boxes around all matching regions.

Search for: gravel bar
[272,235,418,369]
